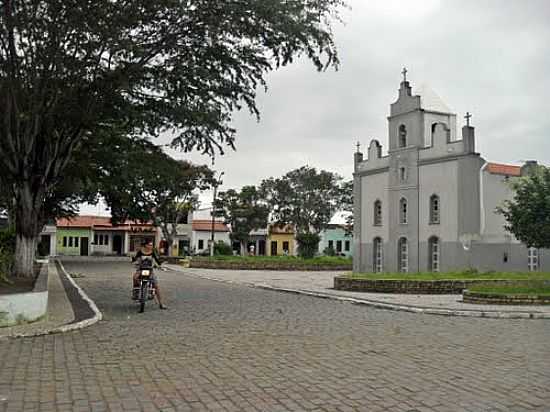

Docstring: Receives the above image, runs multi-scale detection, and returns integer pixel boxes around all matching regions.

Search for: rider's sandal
[159,304,168,310]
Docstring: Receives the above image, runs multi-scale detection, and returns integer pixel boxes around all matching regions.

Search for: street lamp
[210,171,224,257]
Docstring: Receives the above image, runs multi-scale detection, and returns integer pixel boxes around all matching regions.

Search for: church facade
[353,73,547,273]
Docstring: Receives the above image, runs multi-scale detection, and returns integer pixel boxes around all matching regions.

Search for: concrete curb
[7,261,103,339]
[167,265,550,320]
[54,260,103,332]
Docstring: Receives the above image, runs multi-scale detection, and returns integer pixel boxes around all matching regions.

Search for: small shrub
[296,233,321,259]
[214,241,233,256]
[323,246,336,256]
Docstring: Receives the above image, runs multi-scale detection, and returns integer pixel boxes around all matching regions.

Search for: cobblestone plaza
[1,262,549,411]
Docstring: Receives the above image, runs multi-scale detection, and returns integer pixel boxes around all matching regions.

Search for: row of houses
[38,214,353,258]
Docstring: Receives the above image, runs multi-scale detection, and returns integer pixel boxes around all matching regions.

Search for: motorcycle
[132,260,156,313]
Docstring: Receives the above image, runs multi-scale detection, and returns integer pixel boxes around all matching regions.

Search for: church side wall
[359,171,389,272]
[481,171,517,243]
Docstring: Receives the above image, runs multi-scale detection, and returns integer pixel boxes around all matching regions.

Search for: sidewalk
[0,261,101,339]
[167,265,550,319]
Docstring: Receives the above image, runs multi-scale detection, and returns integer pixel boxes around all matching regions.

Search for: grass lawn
[192,255,352,266]
[344,271,550,281]
[467,284,550,296]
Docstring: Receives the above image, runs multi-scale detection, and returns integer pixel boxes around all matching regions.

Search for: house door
[80,237,89,256]
[113,235,123,255]
[38,235,51,256]
[270,241,278,256]
[258,240,266,256]
[178,239,190,256]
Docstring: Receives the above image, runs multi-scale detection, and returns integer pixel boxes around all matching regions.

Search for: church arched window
[373,200,382,226]
[430,194,440,224]
[398,125,407,148]
[373,237,383,273]
[428,236,440,272]
[399,197,408,224]
[398,237,408,273]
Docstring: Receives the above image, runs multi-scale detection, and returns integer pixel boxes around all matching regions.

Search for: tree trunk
[14,234,36,277]
[13,182,43,278]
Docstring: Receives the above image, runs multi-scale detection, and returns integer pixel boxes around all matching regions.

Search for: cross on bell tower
[401,67,408,82]
[465,112,472,127]
[356,141,361,153]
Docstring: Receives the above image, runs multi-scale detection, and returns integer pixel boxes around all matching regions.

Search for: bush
[296,233,321,259]
[0,228,15,281]
[323,246,336,256]
[0,228,15,254]
[214,241,233,256]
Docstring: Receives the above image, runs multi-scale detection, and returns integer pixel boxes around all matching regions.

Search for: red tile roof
[486,162,521,177]
[56,215,155,231]
[192,220,230,232]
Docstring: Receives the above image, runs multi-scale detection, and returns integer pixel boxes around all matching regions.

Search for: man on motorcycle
[132,240,168,310]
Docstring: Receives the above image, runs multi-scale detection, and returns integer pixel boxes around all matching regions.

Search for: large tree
[0,0,345,276]
[215,185,269,255]
[498,166,550,248]
[260,166,344,257]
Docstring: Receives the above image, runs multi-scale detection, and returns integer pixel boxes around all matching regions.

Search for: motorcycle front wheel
[139,282,149,313]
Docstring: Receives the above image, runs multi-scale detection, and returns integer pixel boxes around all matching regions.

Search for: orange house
[266,224,295,256]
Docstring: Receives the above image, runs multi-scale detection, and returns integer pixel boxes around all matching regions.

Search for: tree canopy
[0,0,345,275]
[260,166,344,235]
[498,166,550,249]
[215,185,269,254]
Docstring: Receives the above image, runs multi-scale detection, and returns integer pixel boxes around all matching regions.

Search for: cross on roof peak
[356,141,361,153]
[401,67,408,82]
[465,111,472,126]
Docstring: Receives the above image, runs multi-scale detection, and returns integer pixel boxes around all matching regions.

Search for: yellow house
[267,224,295,256]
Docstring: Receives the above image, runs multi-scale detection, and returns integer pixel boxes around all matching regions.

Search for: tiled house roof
[486,163,521,177]
[192,219,230,232]
[56,215,155,231]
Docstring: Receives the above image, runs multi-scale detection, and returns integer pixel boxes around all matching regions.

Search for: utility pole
[210,171,224,257]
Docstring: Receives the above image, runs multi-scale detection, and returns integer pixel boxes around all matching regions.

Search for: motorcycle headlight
[141,270,150,277]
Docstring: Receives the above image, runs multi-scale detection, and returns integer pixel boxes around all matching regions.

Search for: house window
[336,240,342,253]
[373,237,383,273]
[528,247,539,271]
[198,239,204,250]
[344,240,350,252]
[63,237,67,247]
[398,125,407,148]
[74,237,79,248]
[328,240,334,250]
[430,195,440,224]
[429,237,440,272]
[104,235,108,246]
[400,198,408,224]
[94,234,98,245]
[374,200,382,226]
[398,237,408,273]
[282,241,289,254]
[399,167,407,182]
[69,237,73,247]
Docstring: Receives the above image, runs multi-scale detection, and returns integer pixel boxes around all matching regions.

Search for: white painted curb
[54,260,103,333]
[166,265,550,320]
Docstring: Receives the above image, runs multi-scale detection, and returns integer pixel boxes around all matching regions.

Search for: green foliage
[261,166,344,235]
[498,166,550,248]
[215,186,269,249]
[0,228,15,280]
[193,255,352,266]
[323,246,336,256]
[296,233,321,259]
[214,241,233,256]
[467,284,550,296]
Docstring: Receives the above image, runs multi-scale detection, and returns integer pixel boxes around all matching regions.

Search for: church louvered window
[374,200,382,225]
[398,237,408,273]
[400,198,408,224]
[373,237,383,273]
[399,125,407,147]
[429,236,440,272]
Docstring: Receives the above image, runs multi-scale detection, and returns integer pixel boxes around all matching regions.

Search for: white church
[353,70,545,273]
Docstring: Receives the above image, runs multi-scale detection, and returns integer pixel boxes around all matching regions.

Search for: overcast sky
[82,0,550,216]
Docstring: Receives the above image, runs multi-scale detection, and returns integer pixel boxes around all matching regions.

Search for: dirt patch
[0,277,35,295]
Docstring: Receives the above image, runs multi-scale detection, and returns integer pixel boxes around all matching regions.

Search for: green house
[319,224,353,257]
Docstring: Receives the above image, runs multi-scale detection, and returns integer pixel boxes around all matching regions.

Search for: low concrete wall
[333,277,537,294]
[463,291,550,305]
[191,260,352,271]
[0,264,48,327]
